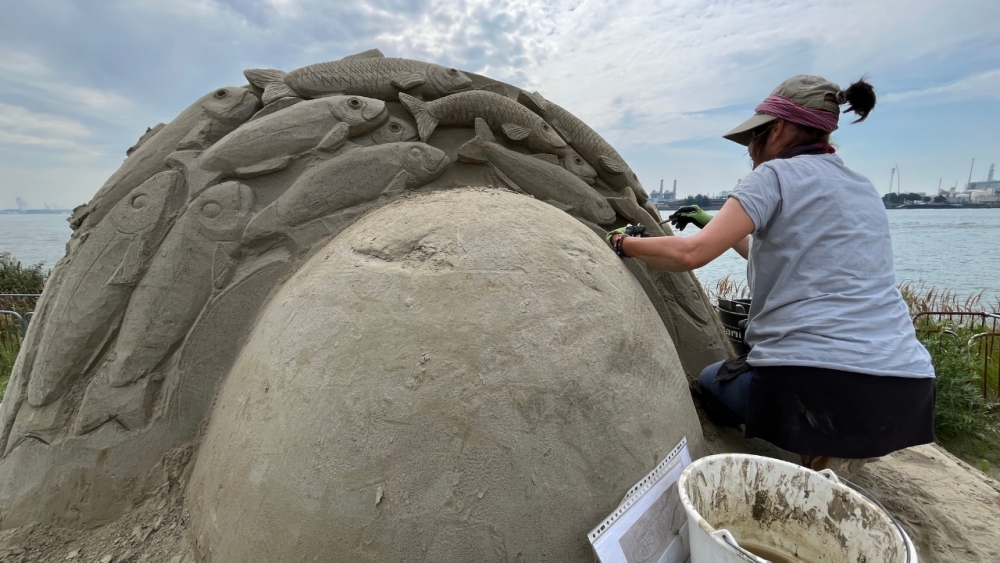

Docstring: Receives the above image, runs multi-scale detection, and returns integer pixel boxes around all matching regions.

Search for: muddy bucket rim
[678,453,915,563]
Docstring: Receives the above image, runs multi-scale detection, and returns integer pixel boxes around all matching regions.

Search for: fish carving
[459,118,616,226]
[103,181,256,388]
[74,86,260,232]
[518,90,648,204]
[177,95,388,194]
[558,148,599,184]
[244,48,473,104]
[352,115,420,147]
[242,133,450,244]
[25,171,186,407]
[399,91,568,154]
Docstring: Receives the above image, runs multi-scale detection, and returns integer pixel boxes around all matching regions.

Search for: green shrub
[0,252,47,294]
[921,331,1000,440]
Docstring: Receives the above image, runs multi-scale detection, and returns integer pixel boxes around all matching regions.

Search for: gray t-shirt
[729,153,934,378]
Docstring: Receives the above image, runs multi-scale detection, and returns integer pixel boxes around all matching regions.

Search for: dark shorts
[698,361,936,459]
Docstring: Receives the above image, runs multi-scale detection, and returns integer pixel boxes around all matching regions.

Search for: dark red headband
[755,95,839,133]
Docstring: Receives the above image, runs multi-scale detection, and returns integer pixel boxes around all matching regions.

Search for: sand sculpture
[0,49,730,560]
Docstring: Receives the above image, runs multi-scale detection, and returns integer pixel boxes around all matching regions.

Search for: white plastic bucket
[678,454,918,563]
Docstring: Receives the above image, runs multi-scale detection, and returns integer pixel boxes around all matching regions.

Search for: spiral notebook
[588,437,692,563]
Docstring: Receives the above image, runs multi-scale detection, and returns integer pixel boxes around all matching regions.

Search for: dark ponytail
[841,78,876,123]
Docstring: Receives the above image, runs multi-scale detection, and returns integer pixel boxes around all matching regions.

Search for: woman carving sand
[607,75,936,470]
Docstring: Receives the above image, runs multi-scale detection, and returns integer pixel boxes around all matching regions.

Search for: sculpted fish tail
[244,69,296,105]
[399,93,439,142]
[457,118,497,163]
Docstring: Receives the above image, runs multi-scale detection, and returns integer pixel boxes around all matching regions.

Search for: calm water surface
[1,209,998,303]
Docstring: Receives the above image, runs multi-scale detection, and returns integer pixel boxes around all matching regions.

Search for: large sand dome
[187,189,704,562]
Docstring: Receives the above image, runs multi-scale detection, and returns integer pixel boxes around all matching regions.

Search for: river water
[1,209,998,303]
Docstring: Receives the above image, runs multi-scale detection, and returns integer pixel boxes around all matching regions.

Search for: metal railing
[913,311,1000,399]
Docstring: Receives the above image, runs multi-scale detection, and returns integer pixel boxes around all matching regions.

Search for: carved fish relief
[351,115,420,147]
[518,90,648,204]
[25,171,186,408]
[242,130,450,244]
[399,90,568,155]
[458,118,616,227]
[74,87,260,232]
[102,181,256,389]
[245,48,473,104]
[175,95,388,194]
[558,147,599,184]
[0,254,73,453]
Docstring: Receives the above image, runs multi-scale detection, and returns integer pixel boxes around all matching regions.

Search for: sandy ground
[2,408,998,562]
[0,446,197,563]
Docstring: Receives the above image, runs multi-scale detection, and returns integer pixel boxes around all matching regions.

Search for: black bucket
[715,298,751,355]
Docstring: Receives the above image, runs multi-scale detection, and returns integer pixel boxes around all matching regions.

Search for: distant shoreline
[0,210,71,215]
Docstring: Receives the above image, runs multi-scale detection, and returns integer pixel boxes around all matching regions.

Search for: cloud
[0,103,98,156]
[0,51,133,114]
[1,0,998,204]
[882,69,1000,104]
[520,0,1000,146]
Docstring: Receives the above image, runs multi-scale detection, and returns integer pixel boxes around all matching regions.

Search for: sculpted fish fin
[599,155,627,175]
[340,48,384,61]
[386,169,410,194]
[399,93,438,142]
[517,90,548,113]
[529,153,560,165]
[457,118,496,163]
[176,120,218,151]
[212,243,239,290]
[242,204,281,246]
[244,68,296,105]
[165,150,222,200]
[478,83,509,97]
[107,238,148,286]
[551,120,573,144]
[314,122,351,153]
[487,168,524,194]
[391,73,427,91]
[232,156,296,179]
[501,123,531,141]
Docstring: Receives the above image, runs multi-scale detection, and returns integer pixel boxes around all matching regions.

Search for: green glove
[668,205,712,231]
[605,226,627,246]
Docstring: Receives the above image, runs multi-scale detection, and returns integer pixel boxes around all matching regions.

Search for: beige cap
[724,75,842,146]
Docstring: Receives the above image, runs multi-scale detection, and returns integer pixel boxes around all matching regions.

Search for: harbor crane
[15,198,27,212]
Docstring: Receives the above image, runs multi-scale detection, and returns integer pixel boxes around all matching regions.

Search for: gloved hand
[605,226,628,246]
[605,224,649,258]
[668,205,712,231]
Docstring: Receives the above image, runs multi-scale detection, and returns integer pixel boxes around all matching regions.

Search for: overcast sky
[1,0,999,209]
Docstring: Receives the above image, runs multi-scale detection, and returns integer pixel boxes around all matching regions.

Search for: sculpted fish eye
[448,68,458,75]
[542,124,550,131]
[409,147,423,158]
[389,123,401,132]
[348,98,362,108]
[201,202,223,218]
[574,157,583,164]
[214,89,229,98]
[130,194,148,209]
